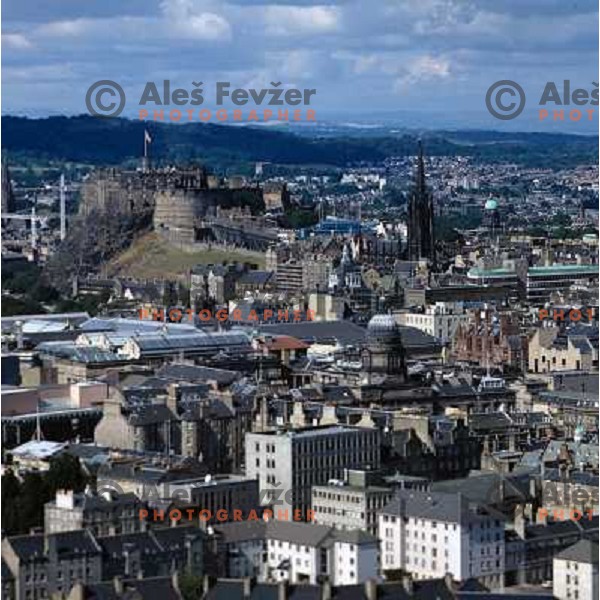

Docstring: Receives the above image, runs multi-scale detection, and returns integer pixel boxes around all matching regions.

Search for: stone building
[44,489,143,536]
[190,263,245,305]
[361,314,407,381]
[95,379,254,473]
[312,469,393,535]
[452,307,527,373]
[245,425,381,518]
[1,527,204,600]
[407,142,435,265]
[528,324,598,374]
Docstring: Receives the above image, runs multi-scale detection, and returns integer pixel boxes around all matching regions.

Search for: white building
[379,489,505,590]
[246,425,380,518]
[398,302,469,343]
[214,520,379,586]
[553,539,599,600]
[312,469,393,535]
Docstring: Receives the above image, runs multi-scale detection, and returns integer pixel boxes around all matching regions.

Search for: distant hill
[2,115,597,169]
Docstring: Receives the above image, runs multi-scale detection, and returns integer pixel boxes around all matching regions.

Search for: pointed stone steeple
[407,140,436,266]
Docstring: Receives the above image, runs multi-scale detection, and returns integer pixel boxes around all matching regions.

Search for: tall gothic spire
[416,138,426,191]
[407,141,436,266]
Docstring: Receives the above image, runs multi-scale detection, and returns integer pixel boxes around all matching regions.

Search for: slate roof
[258,321,366,345]
[156,363,240,386]
[469,412,513,431]
[380,489,506,524]
[555,538,599,564]
[329,529,378,545]
[132,331,250,356]
[214,519,377,548]
[127,403,177,426]
[237,270,274,286]
[149,526,205,550]
[7,530,100,561]
[98,532,161,556]
[266,520,333,546]
[431,472,531,506]
[77,576,182,600]
[214,520,267,543]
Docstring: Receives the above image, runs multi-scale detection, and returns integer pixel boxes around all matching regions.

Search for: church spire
[407,140,436,266]
[416,138,426,191]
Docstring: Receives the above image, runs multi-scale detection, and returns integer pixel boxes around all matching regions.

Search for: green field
[108,232,265,280]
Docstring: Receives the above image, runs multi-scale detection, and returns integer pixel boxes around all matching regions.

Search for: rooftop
[555,539,599,565]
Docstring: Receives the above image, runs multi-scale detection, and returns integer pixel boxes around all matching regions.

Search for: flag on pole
[143,129,152,162]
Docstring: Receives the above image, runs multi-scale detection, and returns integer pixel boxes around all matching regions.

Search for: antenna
[30,205,37,250]
[59,174,66,240]
[35,398,42,441]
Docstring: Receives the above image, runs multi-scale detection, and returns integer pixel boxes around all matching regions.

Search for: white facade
[265,525,379,586]
[245,426,380,517]
[553,540,599,600]
[398,302,468,343]
[379,491,505,590]
[331,540,379,586]
[312,482,392,535]
[266,536,321,584]
[217,520,379,586]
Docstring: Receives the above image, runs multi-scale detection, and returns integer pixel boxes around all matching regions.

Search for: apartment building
[378,489,505,590]
[312,469,393,535]
[553,539,599,600]
[214,520,379,586]
[245,425,381,518]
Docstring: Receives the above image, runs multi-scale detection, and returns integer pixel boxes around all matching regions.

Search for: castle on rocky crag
[80,165,287,250]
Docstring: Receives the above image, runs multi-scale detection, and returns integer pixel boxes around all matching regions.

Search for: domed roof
[484,198,498,210]
[367,314,403,345]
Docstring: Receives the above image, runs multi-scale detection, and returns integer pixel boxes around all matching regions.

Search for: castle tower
[407,141,435,266]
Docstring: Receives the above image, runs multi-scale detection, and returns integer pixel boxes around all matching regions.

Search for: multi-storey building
[528,324,599,374]
[213,520,379,586]
[312,469,393,535]
[398,302,469,344]
[553,539,599,600]
[1,527,204,600]
[44,490,143,536]
[245,425,381,518]
[452,307,527,373]
[378,489,505,590]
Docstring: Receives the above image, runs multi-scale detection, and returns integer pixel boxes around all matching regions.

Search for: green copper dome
[484,198,498,210]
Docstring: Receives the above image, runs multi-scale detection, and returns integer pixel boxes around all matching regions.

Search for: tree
[1,296,47,317]
[19,472,51,533]
[178,571,204,600]
[1,470,22,535]
[46,454,88,494]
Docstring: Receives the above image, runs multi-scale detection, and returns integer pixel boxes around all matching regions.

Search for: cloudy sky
[2,0,598,130]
